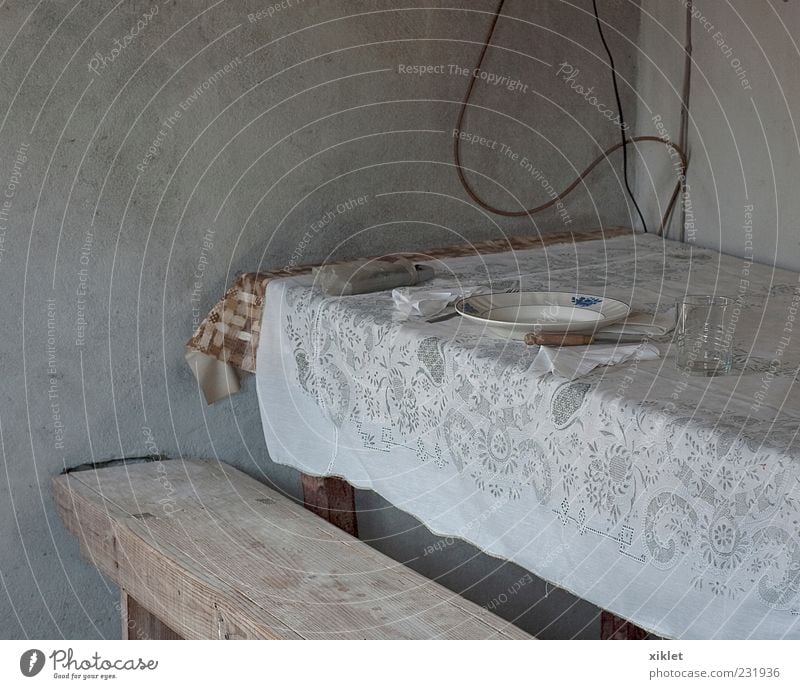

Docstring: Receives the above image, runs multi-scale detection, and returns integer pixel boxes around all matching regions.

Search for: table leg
[300,474,358,537]
[298,476,652,640]
[121,591,183,640]
[600,611,651,640]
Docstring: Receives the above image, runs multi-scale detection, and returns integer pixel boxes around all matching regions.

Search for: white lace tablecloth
[256,233,800,639]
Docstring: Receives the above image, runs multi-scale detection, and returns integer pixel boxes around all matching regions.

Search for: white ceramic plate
[454,291,630,340]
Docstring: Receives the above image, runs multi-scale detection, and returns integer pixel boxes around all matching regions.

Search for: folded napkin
[594,308,677,341]
[392,285,490,319]
[531,342,661,380]
[314,258,434,296]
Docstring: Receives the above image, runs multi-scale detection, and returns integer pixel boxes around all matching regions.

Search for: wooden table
[293,229,650,640]
[186,226,650,639]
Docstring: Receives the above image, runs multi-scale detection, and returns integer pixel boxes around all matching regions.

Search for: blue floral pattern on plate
[572,295,603,307]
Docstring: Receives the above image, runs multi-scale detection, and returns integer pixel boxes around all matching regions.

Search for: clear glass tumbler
[675,295,734,376]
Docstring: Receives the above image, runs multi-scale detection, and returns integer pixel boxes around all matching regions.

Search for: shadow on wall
[1,0,644,639]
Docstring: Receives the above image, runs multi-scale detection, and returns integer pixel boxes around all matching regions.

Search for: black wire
[591,0,650,234]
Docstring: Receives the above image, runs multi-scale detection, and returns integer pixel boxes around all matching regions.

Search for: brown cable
[454,0,688,235]
[677,0,694,241]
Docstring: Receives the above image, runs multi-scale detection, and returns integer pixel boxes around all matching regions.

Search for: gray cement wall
[635,0,800,269]
[0,0,643,639]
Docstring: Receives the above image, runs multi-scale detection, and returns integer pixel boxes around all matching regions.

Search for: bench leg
[600,611,651,639]
[300,474,358,536]
[121,591,183,640]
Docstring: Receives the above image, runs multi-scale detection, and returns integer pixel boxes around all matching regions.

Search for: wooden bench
[53,458,532,640]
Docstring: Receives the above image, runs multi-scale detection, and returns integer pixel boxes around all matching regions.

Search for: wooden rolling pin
[524,333,593,346]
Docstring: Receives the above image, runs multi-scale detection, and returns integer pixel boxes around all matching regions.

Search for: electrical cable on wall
[590,0,648,234]
[678,0,694,241]
[454,0,691,237]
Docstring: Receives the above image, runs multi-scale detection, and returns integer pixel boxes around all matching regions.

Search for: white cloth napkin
[530,342,661,380]
[594,308,677,340]
[392,285,490,318]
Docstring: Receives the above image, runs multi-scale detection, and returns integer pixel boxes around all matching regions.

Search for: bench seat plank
[53,458,532,640]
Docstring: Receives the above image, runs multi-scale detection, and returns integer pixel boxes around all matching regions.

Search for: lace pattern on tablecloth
[257,232,800,639]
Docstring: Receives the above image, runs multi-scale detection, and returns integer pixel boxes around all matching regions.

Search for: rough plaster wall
[635,0,800,269]
[0,0,642,639]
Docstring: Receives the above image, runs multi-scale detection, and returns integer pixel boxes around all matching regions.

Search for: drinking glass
[675,295,734,376]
